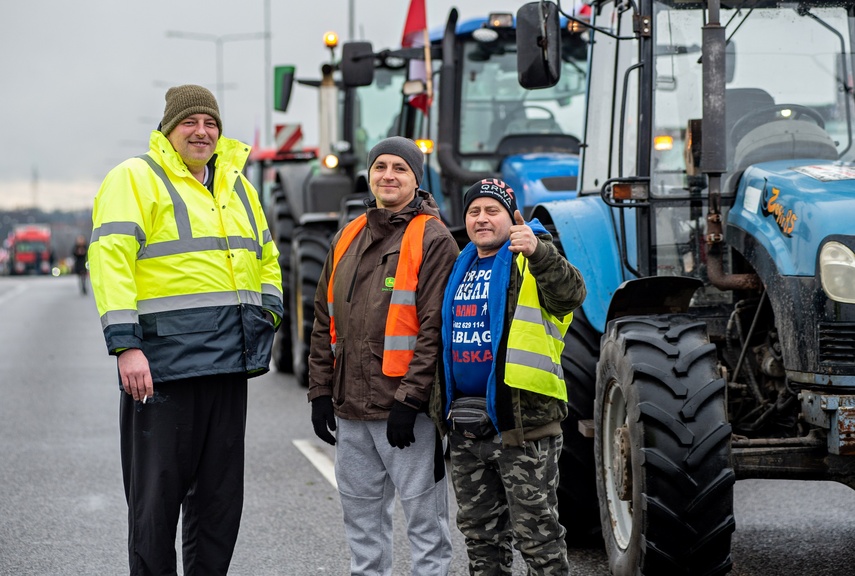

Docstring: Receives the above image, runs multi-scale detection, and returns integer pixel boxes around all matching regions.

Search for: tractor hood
[500,152,580,218]
[726,159,855,276]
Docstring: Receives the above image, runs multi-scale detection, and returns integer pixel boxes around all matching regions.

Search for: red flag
[401,0,427,48]
[401,0,432,115]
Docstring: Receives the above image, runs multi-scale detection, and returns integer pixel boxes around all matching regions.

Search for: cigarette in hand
[143,395,148,404]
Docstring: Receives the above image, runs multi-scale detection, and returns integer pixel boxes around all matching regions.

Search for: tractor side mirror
[517,1,562,89]
[274,65,295,112]
[725,40,736,83]
[341,42,375,88]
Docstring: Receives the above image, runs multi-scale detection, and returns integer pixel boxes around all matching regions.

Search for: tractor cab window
[581,0,639,192]
[458,33,587,172]
[350,66,407,172]
[651,2,854,198]
[646,1,855,293]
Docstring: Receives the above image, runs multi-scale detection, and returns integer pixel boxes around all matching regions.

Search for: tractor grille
[541,176,577,192]
[819,322,855,365]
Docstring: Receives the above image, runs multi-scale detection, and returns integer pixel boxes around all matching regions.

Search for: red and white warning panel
[248,123,316,162]
[275,123,303,153]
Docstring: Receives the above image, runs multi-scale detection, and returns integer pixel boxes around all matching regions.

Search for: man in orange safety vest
[307,136,459,574]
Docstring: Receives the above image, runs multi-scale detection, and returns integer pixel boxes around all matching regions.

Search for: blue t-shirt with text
[450,255,495,396]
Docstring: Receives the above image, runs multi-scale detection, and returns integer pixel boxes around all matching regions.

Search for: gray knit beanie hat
[367,137,424,186]
[160,84,222,137]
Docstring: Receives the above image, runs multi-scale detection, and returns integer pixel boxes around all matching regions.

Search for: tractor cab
[573,0,855,292]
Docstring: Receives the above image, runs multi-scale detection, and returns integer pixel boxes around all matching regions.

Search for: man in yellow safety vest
[438,177,587,574]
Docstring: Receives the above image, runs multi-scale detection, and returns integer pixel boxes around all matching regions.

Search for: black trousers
[119,374,248,576]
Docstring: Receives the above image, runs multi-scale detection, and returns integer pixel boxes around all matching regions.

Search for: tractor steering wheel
[729,104,825,148]
[509,104,557,121]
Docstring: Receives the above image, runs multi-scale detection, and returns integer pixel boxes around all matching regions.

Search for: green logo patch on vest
[383,276,395,291]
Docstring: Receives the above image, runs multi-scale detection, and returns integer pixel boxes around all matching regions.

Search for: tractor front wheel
[595,315,734,576]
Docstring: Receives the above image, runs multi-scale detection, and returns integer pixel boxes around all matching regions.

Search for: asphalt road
[1,275,854,575]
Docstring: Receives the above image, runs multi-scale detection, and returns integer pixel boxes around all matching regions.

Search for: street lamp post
[165,30,267,113]
[264,0,272,147]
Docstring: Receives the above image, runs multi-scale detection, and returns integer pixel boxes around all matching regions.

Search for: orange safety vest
[328,213,436,377]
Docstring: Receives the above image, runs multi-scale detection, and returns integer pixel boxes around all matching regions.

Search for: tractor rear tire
[271,195,295,374]
[595,315,734,576]
[557,308,603,548]
[290,228,332,388]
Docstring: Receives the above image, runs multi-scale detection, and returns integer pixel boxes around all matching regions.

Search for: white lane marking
[293,439,337,489]
[0,284,26,306]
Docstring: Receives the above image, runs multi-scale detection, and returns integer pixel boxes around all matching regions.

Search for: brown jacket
[307,191,459,420]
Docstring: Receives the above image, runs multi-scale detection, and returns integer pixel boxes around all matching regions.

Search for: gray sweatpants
[335,413,452,576]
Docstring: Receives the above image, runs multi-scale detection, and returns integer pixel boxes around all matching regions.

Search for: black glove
[386,401,419,449]
[311,396,337,445]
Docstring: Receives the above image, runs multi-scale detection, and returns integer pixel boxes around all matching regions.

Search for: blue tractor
[519,0,855,573]
[260,13,589,389]
[339,9,589,240]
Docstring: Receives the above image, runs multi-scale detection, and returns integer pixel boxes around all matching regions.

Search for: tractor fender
[353,169,370,195]
[606,276,703,323]
[531,195,628,333]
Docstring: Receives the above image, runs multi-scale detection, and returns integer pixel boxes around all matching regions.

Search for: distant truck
[9,225,52,275]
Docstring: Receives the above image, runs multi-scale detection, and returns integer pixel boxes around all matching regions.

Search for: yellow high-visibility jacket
[89,131,283,382]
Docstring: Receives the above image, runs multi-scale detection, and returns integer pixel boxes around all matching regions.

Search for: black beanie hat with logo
[159,84,222,137]
[463,178,518,220]
[367,137,424,186]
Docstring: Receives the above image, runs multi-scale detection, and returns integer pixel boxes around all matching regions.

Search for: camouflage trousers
[448,430,569,576]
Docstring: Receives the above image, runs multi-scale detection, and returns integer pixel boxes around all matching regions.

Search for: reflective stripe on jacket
[505,254,572,401]
[89,131,284,382]
[438,221,586,446]
[328,212,436,377]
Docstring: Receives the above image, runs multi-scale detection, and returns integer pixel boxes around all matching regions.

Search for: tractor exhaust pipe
[702,0,762,292]
[437,8,498,226]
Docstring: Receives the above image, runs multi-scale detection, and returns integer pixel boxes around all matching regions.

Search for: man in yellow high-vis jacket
[89,84,283,576]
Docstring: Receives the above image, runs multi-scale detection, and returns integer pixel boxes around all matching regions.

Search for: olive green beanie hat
[160,84,222,137]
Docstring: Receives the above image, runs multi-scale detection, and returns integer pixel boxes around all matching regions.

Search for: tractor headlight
[322,154,339,169]
[820,241,855,303]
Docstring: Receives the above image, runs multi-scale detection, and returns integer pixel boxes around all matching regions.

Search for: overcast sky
[1,0,527,210]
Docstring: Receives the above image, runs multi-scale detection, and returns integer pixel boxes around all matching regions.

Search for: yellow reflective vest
[89,131,283,381]
[505,254,572,401]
